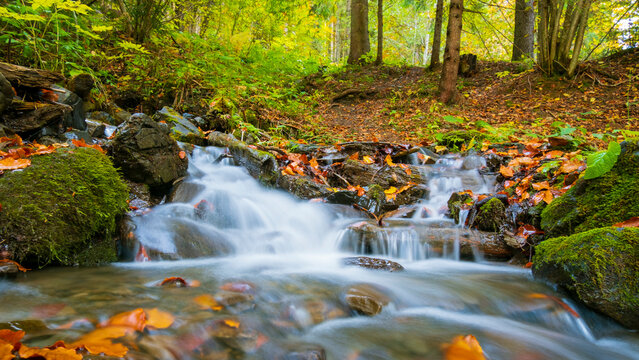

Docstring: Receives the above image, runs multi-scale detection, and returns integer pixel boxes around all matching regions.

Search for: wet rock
[86,120,107,138]
[207,131,279,186]
[533,227,639,329]
[277,175,331,200]
[52,85,86,130]
[284,349,326,360]
[0,72,12,115]
[66,73,94,99]
[153,106,203,143]
[107,103,132,125]
[0,123,15,137]
[447,192,473,224]
[541,141,639,238]
[342,256,404,272]
[169,219,233,258]
[473,197,507,232]
[63,129,93,143]
[345,284,391,316]
[87,111,117,125]
[168,181,206,203]
[0,148,129,267]
[0,261,18,278]
[461,154,485,170]
[111,113,188,191]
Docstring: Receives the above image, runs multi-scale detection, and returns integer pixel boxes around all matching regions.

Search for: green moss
[533,227,639,324]
[0,148,129,267]
[541,141,639,237]
[474,197,506,232]
[440,130,486,150]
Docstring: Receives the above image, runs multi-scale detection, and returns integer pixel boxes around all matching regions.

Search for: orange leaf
[531,191,545,206]
[0,158,30,170]
[0,343,13,360]
[309,158,319,169]
[362,156,375,165]
[399,164,412,175]
[194,294,223,311]
[499,165,514,178]
[443,335,486,360]
[223,319,240,328]
[0,329,24,347]
[179,151,186,159]
[19,345,82,360]
[508,157,534,167]
[545,150,564,159]
[385,155,397,167]
[349,152,359,161]
[542,190,554,204]
[613,217,639,228]
[531,181,550,190]
[503,180,517,189]
[71,326,133,357]
[145,308,174,329]
[558,159,584,174]
[526,293,580,318]
[0,259,29,272]
[103,308,146,331]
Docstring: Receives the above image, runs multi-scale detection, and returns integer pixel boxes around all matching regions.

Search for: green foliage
[0,148,129,267]
[584,141,621,179]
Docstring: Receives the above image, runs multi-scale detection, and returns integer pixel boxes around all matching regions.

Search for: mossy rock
[533,227,639,329]
[0,148,129,267]
[540,141,639,238]
[439,130,485,149]
[473,197,507,232]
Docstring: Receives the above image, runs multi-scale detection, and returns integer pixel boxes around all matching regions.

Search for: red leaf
[613,217,639,228]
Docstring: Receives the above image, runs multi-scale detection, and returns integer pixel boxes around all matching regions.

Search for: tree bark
[348,0,371,64]
[375,0,383,65]
[0,62,65,88]
[430,0,445,69]
[438,0,463,104]
[512,0,535,61]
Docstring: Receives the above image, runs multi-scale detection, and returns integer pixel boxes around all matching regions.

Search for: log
[0,62,65,88]
[331,88,376,103]
[2,100,70,133]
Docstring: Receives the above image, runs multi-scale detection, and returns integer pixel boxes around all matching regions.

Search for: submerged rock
[345,284,391,316]
[533,227,639,329]
[111,113,188,192]
[342,256,404,272]
[0,148,129,267]
[540,141,639,238]
[284,349,326,360]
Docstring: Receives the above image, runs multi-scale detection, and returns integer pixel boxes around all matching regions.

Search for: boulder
[472,197,507,232]
[207,131,279,186]
[447,191,473,224]
[344,284,391,316]
[153,106,203,143]
[107,103,132,125]
[533,227,639,329]
[111,113,188,191]
[0,72,13,115]
[0,148,129,267]
[277,175,331,200]
[66,73,94,99]
[540,141,639,238]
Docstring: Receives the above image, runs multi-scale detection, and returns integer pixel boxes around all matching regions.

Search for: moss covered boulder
[533,227,639,329]
[473,197,507,232]
[540,141,639,238]
[0,148,129,267]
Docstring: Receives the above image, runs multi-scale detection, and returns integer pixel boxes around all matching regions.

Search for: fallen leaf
[516,224,544,239]
[19,345,82,360]
[179,151,186,159]
[103,308,146,332]
[558,159,584,174]
[443,334,486,360]
[527,293,580,318]
[349,152,359,161]
[0,329,24,347]
[71,139,104,154]
[612,217,639,228]
[222,319,240,328]
[531,181,550,190]
[193,294,223,311]
[145,308,174,329]
[0,343,13,360]
[499,165,514,178]
[435,145,447,153]
[384,187,398,201]
[72,326,133,357]
[385,155,397,167]
[362,156,375,165]
[0,157,30,170]
[0,259,29,272]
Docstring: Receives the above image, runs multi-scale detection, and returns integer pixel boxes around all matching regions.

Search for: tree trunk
[430,0,445,69]
[347,0,370,64]
[375,0,383,65]
[512,0,535,61]
[438,0,463,104]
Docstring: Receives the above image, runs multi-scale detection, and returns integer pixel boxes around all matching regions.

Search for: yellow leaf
[223,319,240,328]
[145,308,174,329]
[435,145,447,153]
[443,335,486,360]
[194,294,224,311]
[362,156,375,165]
[385,155,396,167]
[0,158,30,170]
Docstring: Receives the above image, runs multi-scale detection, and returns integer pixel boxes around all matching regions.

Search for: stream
[1,146,638,359]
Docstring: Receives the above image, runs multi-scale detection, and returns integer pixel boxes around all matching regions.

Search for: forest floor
[278,48,639,146]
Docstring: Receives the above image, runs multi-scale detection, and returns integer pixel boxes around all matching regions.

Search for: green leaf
[442,115,463,124]
[583,141,621,180]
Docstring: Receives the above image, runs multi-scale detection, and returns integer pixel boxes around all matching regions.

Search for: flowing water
[1,146,638,359]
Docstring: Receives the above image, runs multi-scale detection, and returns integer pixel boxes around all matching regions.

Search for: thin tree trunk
[430,0,445,69]
[512,0,535,60]
[567,0,591,77]
[348,0,370,64]
[438,0,463,104]
[375,0,383,65]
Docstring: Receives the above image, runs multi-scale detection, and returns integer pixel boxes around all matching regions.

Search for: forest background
[0,0,637,144]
